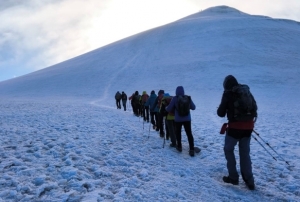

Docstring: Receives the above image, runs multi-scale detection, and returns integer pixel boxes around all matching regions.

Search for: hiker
[161,93,176,147]
[115,91,122,109]
[121,91,127,111]
[128,92,135,114]
[166,86,196,156]
[140,91,149,122]
[146,90,158,130]
[133,91,141,117]
[153,90,165,137]
[217,75,256,190]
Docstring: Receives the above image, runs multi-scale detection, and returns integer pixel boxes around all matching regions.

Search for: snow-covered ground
[0,6,299,202]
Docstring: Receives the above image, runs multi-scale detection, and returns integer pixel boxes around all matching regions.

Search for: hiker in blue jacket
[166,86,196,157]
[145,90,158,130]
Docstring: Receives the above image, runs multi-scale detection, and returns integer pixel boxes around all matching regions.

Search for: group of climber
[114,75,257,190]
[115,86,196,157]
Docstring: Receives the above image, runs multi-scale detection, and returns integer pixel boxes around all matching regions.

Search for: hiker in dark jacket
[166,86,196,157]
[128,93,135,114]
[115,91,122,109]
[132,91,141,117]
[121,91,127,111]
[217,75,256,190]
[140,91,150,122]
[145,90,158,129]
[153,90,165,137]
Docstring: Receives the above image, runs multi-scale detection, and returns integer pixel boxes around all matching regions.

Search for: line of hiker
[116,86,196,157]
[114,75,258,191]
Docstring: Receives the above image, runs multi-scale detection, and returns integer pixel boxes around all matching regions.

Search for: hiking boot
[176,145,182,152]
[170,143,176,147]
[242,173,255,190]
[189,150,195,157]
[223,176,239,185]
[246,183,255,190]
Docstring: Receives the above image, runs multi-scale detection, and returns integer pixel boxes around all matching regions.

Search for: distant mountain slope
[0,6,299,101]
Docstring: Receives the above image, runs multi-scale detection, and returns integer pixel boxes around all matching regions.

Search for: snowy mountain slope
[0,6,299,202]
[0,6,299,101]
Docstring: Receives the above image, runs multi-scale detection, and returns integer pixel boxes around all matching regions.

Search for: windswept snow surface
[0,6,300,202]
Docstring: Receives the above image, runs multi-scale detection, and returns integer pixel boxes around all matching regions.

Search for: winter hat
[175,86,184,96]
[151,90,155,94]
[164,93,170,97]
[158,90,164,95]
[143,91,147,94]
[223,75,238,90]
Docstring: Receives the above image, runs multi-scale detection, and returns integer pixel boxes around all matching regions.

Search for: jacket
[166,86,196,122]
[217,75,254,138]
[145,92,158,112]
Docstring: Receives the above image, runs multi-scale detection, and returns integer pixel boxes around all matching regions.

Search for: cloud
[0,0,111,80]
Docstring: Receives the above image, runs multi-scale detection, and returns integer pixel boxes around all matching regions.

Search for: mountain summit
[0,6,299,100]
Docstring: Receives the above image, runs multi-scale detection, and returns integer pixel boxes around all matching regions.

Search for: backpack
[160,97,171,116]
[232,84,257,121]
[122,93,127,100]
[115,92,121,100]
[141,94,149,104]
[134,95,141,104]
[176,95,191,116]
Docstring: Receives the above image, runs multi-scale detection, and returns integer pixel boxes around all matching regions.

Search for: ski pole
[162,117,166,148]
[148,122,151,139]
[143,117,144,131]
[253,129,289,165]
[252,135,277,161]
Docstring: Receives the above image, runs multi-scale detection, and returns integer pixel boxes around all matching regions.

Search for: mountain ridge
[0,6,299,101]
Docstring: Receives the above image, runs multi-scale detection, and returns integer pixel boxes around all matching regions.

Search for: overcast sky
[1,0,300,82]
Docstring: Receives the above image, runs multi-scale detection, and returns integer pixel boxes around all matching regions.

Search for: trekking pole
[251,135,277,161]
[143,118,145,131]
[162,117,166,148]
[253,129,290,165]
[148,122,151,139]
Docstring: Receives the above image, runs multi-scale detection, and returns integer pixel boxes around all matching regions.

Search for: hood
[223,75,238,90]
[176,86,185,96]
[135,91,139,95]
[151,90,155,94]
[143,91,147,95]
[164,93,170,97]
[158,90,164,95]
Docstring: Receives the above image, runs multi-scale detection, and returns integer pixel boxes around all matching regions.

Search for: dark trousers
[175,121,194,150]
[224,134,254,184]
[166,120,176,145]
[116,99,121,109]
[122,100,127,111]
[142,106,149,121]
[157,113,164,135]
[150,112,157,127]
[132,103,140,116]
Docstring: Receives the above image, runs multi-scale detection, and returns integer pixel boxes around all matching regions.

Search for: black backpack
[176,95,191,116]
[122,93,127,100]
[232,84,257,121]
[134,95,141,104]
